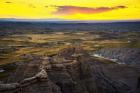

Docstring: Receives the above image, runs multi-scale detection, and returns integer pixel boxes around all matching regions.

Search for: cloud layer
[53,5,126,15]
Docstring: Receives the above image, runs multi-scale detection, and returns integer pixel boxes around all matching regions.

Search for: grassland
[0,31,139,65]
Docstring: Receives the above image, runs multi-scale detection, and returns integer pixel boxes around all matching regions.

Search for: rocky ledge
[0,46,140,93]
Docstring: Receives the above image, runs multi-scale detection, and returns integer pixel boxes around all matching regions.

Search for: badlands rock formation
[93,48,140,65]
[0,46,140,93]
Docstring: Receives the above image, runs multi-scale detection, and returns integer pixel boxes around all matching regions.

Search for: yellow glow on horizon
[0,0,140,20]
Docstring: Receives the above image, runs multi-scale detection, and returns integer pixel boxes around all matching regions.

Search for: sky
[0,0,140,20]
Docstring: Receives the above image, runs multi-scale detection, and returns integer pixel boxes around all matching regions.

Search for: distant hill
[0,21,140,35]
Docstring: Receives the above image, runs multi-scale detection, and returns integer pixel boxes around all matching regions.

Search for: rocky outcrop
[0,46,140,93]
[0,67,62,93]
[93,48,140,65]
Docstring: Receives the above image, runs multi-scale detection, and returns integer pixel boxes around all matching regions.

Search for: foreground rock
[0,46,140,93]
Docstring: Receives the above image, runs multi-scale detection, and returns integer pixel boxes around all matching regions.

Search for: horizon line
[0,18,140,23]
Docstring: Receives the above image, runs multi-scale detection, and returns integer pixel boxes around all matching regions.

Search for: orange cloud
[53,5,127,15]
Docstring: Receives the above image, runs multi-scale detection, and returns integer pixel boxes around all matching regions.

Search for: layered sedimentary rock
[93,48,140,65]
[0,46,140,93]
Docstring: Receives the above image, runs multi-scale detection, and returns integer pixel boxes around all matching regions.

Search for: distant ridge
[0,18,140,23]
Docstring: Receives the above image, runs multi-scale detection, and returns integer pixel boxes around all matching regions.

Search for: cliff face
[0,46,140,93]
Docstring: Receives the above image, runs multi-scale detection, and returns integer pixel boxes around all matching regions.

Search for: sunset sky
[0,0,140,20]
